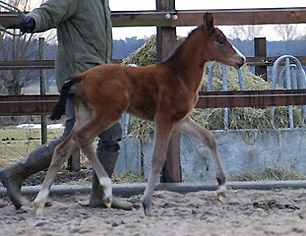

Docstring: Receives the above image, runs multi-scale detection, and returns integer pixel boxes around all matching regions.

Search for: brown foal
[33,13,245,216]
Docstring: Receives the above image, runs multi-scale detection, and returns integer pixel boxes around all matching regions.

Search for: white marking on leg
[99,177,112,202]
[34,188,49,216]
[216,184,227,194]
[216,184,227,203]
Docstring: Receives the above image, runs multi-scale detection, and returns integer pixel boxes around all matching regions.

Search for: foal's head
[201,13,245,68]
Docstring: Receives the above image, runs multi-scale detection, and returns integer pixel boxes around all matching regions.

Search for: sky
[28,0,306,41]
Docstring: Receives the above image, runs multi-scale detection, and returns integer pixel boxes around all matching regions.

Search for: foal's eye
[216,37,225,46]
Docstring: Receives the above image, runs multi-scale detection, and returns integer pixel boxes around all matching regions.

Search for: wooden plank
[0,59,122,70]
[111,11,170,27]
[172,8,306,26]
[156,0,181,183]
[0,95,58,116]
[0,90,305,115]
[0,56,305,71]
[254,37,267,80]
[246,56,306,66]
[0,60,55,70]
[2,8,306,29]
[196,90,306,108]
[111,8,306,27]
[0,12,19,28]
[39,38,48,144]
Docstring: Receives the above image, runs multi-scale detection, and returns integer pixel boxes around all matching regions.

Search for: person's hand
[18,16,35,33]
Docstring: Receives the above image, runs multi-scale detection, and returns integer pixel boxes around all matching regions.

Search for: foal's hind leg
[142,117,173,216]
[73,117,120,208]
[174,117,226,201]
[33,133,78,215]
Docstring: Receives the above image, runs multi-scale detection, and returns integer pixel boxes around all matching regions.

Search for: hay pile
[229,167,306,181]
[122,36,306,137]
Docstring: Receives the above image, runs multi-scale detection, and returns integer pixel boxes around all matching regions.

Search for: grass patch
[0,128,63,167]
[112,172,147,184]
[229,167,306,182]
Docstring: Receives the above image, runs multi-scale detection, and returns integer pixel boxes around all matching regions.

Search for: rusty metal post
[156,0,181,183]
[39,38,47,144]
[254,37,267,80]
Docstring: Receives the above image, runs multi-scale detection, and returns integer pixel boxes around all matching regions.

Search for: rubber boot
[0,139,60,209]
[89,148,132,210]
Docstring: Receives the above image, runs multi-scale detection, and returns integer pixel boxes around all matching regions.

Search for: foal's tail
[49,75,82,120]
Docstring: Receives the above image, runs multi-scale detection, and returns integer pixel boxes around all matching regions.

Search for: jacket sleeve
[27,0,78,32]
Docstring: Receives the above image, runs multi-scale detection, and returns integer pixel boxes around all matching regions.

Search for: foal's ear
[203,13,214,34]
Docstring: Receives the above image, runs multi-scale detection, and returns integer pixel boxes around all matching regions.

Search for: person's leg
[89,122,132,210]
[0,95,75,209]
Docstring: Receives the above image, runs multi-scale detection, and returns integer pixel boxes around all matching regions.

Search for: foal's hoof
[217,192,227,203]
[142,204,154,217]
[144,208,153,217]
[216,185,227,203]
[104,201,112,209]
[103,196,112,209]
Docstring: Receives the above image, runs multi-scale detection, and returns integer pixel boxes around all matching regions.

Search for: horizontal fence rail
[0,60,55,70]
[1,7,306,29]
[197,90,306,108]
[1,90,306,116]
[0,56,306,71]
[0,95,58,116]
[0,59,122,70]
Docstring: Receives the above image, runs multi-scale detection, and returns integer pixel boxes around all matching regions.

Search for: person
[0,0,131,210]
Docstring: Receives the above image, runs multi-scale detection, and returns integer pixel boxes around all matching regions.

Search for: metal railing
[207,63,247,129]
[271,55,306,128]
[207,56,306,129]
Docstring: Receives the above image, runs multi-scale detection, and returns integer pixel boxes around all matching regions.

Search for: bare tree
[0,0,39,95]
[273,24,299,41]
[228,25,264,40]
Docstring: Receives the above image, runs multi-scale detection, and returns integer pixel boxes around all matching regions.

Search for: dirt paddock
[0,188,306,236]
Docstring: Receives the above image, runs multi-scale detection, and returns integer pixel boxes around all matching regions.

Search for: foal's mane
[160,24,205,65]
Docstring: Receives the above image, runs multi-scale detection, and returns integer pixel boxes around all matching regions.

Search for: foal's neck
[169,28,208,93]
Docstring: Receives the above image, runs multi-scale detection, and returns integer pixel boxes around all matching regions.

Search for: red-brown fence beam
[196,90,306,108]
[0,56,306,71]
[0,60,55,70]
[0,12,19,28]
[0,95,58,116]
[2,8,306,29]
[112,8,306,27]
[172,8,306,26]
[0,59,122,70]
[1,90,306,116]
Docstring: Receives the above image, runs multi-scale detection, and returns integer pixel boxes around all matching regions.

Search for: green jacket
[28,0,113,91]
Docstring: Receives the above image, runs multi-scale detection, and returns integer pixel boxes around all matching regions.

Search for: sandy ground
[0,188,306,236]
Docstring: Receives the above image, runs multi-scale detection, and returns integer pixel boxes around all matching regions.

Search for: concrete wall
[115,129,306,182]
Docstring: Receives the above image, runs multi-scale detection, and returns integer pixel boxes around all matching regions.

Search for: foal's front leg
[174,117,226,201]
[142,119,173,216]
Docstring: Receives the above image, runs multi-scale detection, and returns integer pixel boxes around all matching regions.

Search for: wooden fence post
[156,0,182,183]
[39,38,47,145]
[254,37,267,80]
